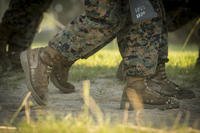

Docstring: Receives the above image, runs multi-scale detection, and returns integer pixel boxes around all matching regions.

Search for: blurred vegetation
[71,43,200,82]
[16,116,199,133]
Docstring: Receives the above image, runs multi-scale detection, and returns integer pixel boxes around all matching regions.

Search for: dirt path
[0,71,200,128]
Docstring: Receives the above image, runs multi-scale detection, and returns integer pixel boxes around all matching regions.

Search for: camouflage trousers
[49,0,165,77]
[0,0,52,53]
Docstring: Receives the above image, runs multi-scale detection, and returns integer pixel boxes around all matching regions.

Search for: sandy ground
[0,71,200,129]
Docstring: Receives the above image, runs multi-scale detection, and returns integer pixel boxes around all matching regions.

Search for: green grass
[70,41,122,81]
[69,42,199,81]
[167,44,198,72]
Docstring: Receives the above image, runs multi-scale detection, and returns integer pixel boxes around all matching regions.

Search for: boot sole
[120,89,179,110]
[20,51,46,106]
[50,74,75,94]
[120,100,179,110]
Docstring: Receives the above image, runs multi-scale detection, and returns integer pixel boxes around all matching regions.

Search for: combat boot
[20,47,74,105]
[116,60,126,81]
[120,77,179,110]
[150,63,195,99]
[50,63,75,93]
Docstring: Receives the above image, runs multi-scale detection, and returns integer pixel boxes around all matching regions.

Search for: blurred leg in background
[0,0,52,73]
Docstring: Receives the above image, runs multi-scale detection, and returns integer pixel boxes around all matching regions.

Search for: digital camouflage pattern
[118,3,200,73]
[49,0,165,77]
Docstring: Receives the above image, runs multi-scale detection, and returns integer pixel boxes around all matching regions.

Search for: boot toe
[56,82,75,93]
[175,89,196,99]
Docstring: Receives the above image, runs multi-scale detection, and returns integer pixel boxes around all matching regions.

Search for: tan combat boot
[150,63,195,99]
[120,77,179,110]
[116,60,126,81]
[50,62,75,93]
[8,45,75,93]
[117,61,195,99]
[20,47,74,105]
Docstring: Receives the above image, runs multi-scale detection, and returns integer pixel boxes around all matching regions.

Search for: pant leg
[49,0,127,62]
[0,0,52,50]
[117,0,165,77]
